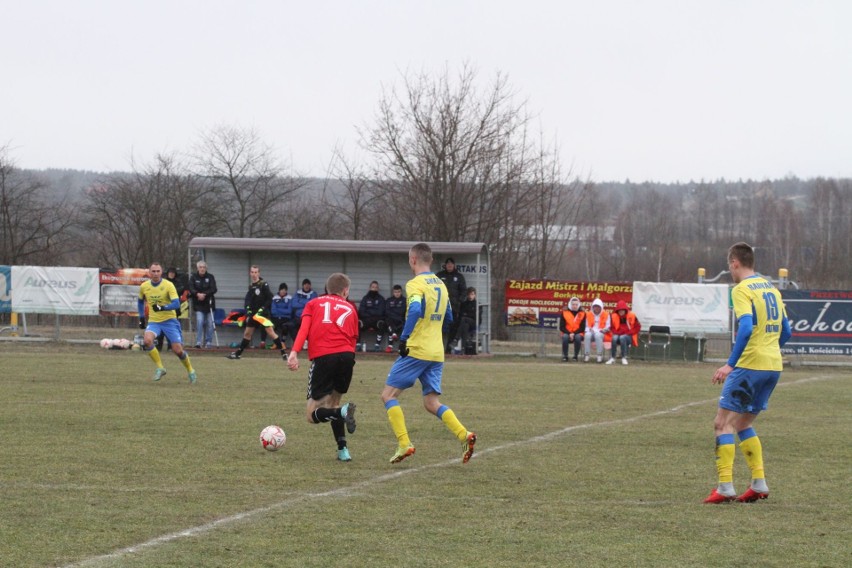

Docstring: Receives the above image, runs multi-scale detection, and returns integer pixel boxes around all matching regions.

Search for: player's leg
[421,365,476,463]
[142,326,167,380]
[734,370,779,501]
[163,320,195,383]
[583,332,592,361]
[561,333,570,361]
[704,406,739,503]
[383,357,420,463]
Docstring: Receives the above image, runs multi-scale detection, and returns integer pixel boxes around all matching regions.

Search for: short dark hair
[279,282,288,291]
[302,278,312,286]
[467,287,476,294]
[392,284,403,291]
[728,242,755,269]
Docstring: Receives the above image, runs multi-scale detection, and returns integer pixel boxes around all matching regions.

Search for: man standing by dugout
[188,260,217,348]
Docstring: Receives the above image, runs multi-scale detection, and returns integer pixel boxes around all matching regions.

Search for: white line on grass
[62,375,835,568]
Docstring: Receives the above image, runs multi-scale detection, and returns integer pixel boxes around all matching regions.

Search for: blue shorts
[146,319,184,346]
[719,368,780,414]
[386,357,443,396]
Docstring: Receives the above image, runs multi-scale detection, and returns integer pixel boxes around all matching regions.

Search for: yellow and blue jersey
[405,272,450,362]
[139,279,179,323]
[731,275,786,371]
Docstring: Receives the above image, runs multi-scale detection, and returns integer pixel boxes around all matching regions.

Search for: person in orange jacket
[559,296,585,361]
[606,300,641,365]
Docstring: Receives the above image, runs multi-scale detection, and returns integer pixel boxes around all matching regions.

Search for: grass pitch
[0,343,850,567]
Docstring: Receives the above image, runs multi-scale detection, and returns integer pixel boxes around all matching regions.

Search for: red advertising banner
[99,269,149,316]
[505,279,633,328]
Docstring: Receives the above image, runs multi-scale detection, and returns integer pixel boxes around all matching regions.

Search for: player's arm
[442,301,454,333]
[779,313,792,346]
[152,285,181,312]
[399,294,424,341]
[291,310,313,353]
[726,313,753,368]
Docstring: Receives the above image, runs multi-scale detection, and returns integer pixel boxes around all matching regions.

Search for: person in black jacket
[226,265,286,361]
[188,260,217,348]
[454,287,479,354]
[358,280,387,352]
[385,284,406,352]
[436,257,467,353]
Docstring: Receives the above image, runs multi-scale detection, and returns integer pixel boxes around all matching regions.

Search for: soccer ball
[100,338,111,349]
[259,425,286,451]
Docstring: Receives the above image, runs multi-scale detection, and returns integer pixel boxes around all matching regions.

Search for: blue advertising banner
[0,265,10,313]
[781,290,852,356]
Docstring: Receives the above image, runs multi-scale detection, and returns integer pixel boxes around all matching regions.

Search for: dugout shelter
[187,238,491,353]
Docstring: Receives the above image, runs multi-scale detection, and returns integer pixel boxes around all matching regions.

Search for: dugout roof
[187,238,491,352]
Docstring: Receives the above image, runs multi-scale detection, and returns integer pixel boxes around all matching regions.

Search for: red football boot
[737,487,769,503]
[703,488,736,504]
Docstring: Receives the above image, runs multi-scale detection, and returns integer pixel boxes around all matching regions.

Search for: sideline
[62,374,836,568]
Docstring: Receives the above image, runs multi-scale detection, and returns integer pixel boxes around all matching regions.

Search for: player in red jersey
[287,273,360,461]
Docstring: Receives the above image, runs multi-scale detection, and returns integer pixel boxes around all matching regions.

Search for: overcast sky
[2,1,850,183]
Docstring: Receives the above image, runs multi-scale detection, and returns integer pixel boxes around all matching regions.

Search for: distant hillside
[26,167,839,206]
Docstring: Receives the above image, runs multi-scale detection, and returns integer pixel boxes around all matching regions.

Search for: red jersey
[292,294,359,359]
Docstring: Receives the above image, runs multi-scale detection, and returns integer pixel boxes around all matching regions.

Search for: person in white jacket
[583,298,610,363]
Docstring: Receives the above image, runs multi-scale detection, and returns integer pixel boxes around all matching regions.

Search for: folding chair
[644,325,672,361]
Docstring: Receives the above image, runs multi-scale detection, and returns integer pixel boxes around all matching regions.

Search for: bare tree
[192,125,306,238]
[0,145,77,265]
[362,64,531,242]
[82,154,209,268]
[321,147,382,240]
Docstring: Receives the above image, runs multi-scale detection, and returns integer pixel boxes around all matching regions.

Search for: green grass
[1,343,850,567]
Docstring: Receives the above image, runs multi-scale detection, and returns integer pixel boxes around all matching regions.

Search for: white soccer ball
[259,425,286,451]
[100,338,111,349]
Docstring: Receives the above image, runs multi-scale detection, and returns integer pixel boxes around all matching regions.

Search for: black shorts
[307,352,356,401]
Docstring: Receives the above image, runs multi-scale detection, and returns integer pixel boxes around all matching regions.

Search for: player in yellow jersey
[381,243,476,464]
[704,242,791,503]
[138,263,196,384]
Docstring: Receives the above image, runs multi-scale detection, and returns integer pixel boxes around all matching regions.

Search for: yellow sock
[386,403,411,448]
[179,353,194,373]
[739,434,765,480]
[439,407,467,442]
[715,434,736,484]
[147,347,163,368]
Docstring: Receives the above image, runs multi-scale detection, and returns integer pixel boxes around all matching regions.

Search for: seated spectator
[606,300,641,365]
[583,298,610,363]
[271,282,294,352]
[559,296,585,361]
[359,280,387,352]
[454,287,479,354]
[291,278,318,343]
[385,284,406,352]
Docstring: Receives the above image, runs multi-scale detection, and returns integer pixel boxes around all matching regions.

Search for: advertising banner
[11,266,100,315]
[781,290,852,356]
[632,282,729,334]
[504,280,633,328]
[0,265,10,313]
[99,269,149,316]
